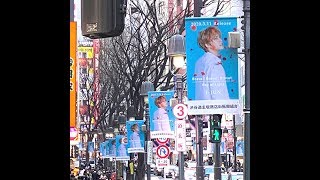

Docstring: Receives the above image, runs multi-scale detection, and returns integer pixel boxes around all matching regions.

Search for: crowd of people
[70,157,121,180]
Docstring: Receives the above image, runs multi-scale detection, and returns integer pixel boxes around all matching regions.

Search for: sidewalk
[122,171,161,180]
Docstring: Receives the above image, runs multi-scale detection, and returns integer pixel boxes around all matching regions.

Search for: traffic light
[81,0,127,39]
[209,114,222,143]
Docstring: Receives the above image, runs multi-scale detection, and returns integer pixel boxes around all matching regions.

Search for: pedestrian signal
[209,114,222,143]
[210,128,222,143]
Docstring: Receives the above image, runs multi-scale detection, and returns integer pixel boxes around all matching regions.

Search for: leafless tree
[78,0,231,171]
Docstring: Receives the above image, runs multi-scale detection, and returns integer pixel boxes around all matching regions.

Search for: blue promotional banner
[99,142,108,157]
[108,138,116,157]
[104,140,110,157]
[79,142,83,150]
[126,120,145,153]
[115,135,130,160]
[220,141,226,153]
[88,142,94,153]
[185,17,240,115]
[148,91,175,139]
[236,140,244,156]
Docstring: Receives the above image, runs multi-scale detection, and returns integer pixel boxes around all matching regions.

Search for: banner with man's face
[115,135,129,160]
[185,17,240,115]
[126,120,145,153]
[148,91,175,139]
[108,138,116,157]
[88,142,94,152]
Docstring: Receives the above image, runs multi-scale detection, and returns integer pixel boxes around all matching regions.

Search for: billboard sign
[148,91,175,139]
[115,135,130,160]
[185,17,240,115]
[126,120,145,153]
[70,22,77,127]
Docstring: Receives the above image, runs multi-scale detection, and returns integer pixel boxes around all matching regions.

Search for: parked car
[161,165,178,178]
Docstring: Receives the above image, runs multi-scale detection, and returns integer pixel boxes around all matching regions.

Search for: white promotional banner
[147,141,153,165]
[186,99,241,115]
[175,120,186,152]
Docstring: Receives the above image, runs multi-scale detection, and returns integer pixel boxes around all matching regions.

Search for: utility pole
[243,0,250,180]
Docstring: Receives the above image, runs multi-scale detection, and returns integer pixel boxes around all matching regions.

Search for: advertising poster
[88,142,94,153]
[185,17,240,115]
[108,138,116,157]
[70,22,77,127]
[236,140,244,156]
[220,141,226,153]
[104,140,110,157]
[99,141,108,157]
[126,120,145,153]
[115,135,130,160]
[79,142,83,150]
[148,91,175,139]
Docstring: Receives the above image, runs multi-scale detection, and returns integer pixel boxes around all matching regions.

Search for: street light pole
[145,103,151,180]
[243,0,250,180]
[193,0,205,179]
[140,81,154,180]
[176,74,185,180]
[233,115,237,172]
[194,0,201,17]
[195,115,204,179]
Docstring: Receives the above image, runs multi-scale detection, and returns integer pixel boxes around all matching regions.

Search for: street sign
[146,141,153,165]
[175,120,186,152]
[156,137,169,144]
[173,103,188,119]
[156,145,170,158]
[156,158,169,167]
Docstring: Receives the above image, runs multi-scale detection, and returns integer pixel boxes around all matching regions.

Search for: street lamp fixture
[168,34,186,76]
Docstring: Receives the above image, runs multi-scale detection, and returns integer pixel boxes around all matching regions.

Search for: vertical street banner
[175,120,186,152]
[126,120,145,153]
[236,140,244,156]
[79,142,83,150]
[108,138,116,158]
[115,135,130,160]
[148,91,175,139]
[99,141,108,157]
[185,17,240,115]
[220,141,226,153]
[70,22,77,127]
[88,142,94,153]
[104,140,110,157]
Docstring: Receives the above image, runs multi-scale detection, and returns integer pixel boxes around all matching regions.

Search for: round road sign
[156,138,169,144]
[156,145,170,158]
[173,103,188,119]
